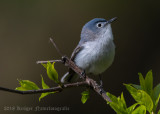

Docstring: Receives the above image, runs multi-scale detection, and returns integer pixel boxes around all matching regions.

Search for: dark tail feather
[61,72,79,83]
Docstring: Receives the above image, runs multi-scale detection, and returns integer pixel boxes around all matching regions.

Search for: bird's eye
[97,23,102,28]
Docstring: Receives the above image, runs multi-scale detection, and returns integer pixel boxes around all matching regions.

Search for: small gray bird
[61,17,117,83]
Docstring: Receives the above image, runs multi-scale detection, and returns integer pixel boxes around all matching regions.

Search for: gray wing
[64,45,83,82]
[70,45,83,61]
[61,44,84,83]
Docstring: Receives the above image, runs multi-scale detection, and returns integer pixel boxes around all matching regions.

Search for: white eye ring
[97,23,102,28]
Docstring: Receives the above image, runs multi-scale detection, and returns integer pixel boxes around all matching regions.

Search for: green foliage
[15,62,160,114]
[41,63,47,69]
[108,70,160,114]
[81,90,89,104]
[42,62,60,84]
[39,76,55,101]
[16,61,60,101]
[107,92,128,114]
[131,105,146,114]
[16,80,39,91]
[131,84,141,90]
[153,84,160,112]
[127,103,139,113]
[138,70,153,96]
[137,70,160,113]
[124,84,153,112]
[107,92,147,114]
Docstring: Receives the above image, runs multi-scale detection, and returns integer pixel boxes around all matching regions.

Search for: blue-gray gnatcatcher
[61,17,117,83]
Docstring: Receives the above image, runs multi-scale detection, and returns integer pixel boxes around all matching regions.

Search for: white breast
[74,25,115,75]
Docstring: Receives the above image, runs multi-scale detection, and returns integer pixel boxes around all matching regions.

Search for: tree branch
[49,37,63,56]
[0,81,88,94]
[61,56,111,102]
[0,38,111,102]
[36,59,62,64]
[0,56,111,102]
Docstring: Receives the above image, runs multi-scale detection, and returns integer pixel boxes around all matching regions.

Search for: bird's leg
[99,75,104,94]
[99,75,103,88]
[80,70,86,79]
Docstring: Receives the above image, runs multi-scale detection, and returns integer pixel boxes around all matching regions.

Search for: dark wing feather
[67,45,83,81]
[70,45,83,61]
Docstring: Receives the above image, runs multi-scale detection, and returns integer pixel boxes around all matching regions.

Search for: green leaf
[121,92,127,109]
[138,70,153,96]
[107,92,119,103]
[131,105,146,114]
[127,103,139,113]
[41,75,50,89]
[39,92,54,101]
[158,110,160,114]
[41,63,47,69]
[131,84,141,90]
[81,90,89,104]
[107,92,128,114]
[16,80,39,90]
[138,73,145,90]
[39,76,55,101]
[153,83,160,111]
[47,62,60,84]
[144,70,153,96]
[124,84,153,112]
[107,92,121,113]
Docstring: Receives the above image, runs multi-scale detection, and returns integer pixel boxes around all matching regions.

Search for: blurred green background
[0,0,160,114]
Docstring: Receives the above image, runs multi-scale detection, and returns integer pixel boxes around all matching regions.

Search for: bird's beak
[107,17,117,24]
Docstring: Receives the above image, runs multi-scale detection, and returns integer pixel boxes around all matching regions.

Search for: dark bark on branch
[0,38,111,102]
[0,81,88,94]
[62,56,111,102]
[0,56,111,102]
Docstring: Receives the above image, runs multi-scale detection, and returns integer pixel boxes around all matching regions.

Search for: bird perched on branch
[61,17,117,86]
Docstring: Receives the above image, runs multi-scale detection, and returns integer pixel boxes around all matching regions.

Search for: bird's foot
[61,56,67,64]
[99,80,103,88]
[98,75,104,94]
[99,85,105,94]
[80,70,86,79]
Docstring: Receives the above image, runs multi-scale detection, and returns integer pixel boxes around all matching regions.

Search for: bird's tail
[61,72,79,83]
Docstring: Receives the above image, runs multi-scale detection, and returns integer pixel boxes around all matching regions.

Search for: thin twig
[1,54,111,102]
[36,60,62,64]
[49,38,63,56]
[0,81,88,95]
[62,56,111,102]
[0,40,112,103]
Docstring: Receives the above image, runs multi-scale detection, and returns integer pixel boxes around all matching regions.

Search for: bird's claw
[99,85,105,94]
[80,70,86,79]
